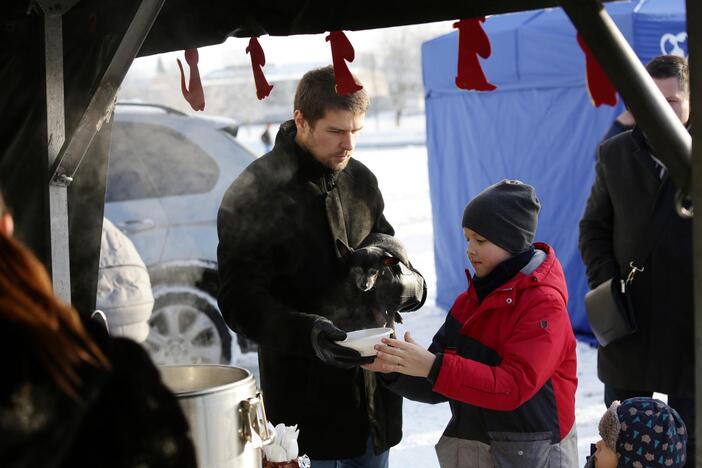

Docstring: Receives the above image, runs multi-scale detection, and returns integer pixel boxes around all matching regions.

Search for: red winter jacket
[384,243,577,445]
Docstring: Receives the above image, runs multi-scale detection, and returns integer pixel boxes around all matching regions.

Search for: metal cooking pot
[160,365,274,468]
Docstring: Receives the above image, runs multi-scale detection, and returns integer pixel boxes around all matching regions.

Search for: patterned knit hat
[598,398,687,467]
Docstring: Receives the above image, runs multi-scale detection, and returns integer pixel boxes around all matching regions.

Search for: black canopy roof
[139,0,571,56]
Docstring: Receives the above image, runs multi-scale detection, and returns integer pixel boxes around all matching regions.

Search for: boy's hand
[362,331,435,378]
[360,358,391,373]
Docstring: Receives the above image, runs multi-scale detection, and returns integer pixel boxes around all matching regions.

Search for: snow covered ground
[234,113,612,467]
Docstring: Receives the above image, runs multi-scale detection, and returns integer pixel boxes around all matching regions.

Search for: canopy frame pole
[48,0,166,184]
[36,0,77,302]
[36,0,164,305]
[559,0,692,195]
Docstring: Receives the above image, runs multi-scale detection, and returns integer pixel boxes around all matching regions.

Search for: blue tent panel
[516,5,634,87]
[634,0,687,64]
[422,11,540,95]
[425,87,618,337]
[422,0,685,339]
[423,4,635,94]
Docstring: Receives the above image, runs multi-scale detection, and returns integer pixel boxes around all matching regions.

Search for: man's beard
[330,153,351,171]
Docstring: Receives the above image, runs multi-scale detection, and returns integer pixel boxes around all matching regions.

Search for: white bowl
[336,327,393,357]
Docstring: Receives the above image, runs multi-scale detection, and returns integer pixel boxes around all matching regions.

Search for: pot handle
[240,391,275,448]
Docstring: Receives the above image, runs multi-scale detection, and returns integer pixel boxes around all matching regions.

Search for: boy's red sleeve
[431,289,570,410]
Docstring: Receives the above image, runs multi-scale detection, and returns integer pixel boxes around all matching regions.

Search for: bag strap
[624,179,676,286]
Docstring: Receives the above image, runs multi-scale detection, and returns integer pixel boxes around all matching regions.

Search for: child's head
[462,180,540,277]
[594,397,687,468]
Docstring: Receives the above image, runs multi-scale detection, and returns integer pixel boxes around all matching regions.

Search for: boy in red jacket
[364,180,578,467]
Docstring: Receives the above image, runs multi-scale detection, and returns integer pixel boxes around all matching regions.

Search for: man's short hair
[294,65,368,127]
[646,55,689,94]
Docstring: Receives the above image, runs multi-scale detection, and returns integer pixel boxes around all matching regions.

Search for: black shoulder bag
[585,182,675,347]
[585,262,642,347]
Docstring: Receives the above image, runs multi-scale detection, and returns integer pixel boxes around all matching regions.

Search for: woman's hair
[0,230,109,398]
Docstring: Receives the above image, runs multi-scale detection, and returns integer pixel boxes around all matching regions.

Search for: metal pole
[686,0,702,465]
[559,0,692,195]
[39,3,71,302]
[48,0,166,183]
[37,0,165,305]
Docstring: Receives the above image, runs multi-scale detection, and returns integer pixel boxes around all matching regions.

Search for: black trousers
[604,385,695,466]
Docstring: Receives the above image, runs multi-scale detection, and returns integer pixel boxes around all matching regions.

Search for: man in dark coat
[217,66,426,467]
[579,55,694,463]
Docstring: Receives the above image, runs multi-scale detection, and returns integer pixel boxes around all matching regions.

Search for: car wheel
[144,287,232,365]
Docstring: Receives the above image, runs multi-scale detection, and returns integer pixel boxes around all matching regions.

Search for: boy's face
[593,439,618,468]
[463,227,512,278]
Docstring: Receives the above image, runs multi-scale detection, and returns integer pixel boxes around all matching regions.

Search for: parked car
[105,102,256,365]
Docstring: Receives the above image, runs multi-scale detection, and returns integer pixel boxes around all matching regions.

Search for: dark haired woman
[0,226,196,467]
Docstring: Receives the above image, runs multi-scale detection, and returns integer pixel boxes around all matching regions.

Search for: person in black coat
[600,109,634,143]
[261,122,273,152]
[217,66,426,467]
[579,54,694,464]
[0,192,196,468]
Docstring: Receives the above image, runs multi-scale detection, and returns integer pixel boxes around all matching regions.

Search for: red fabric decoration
[246,37,274,100]
[325,31,363,95]
[454,18,496,91]
[176,48,205,111]
[577,33,617,107]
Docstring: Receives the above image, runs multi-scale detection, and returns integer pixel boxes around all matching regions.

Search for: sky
[129,22,455,79]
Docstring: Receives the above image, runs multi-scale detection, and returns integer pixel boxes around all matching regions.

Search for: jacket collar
[464,242,562,310]
[632,120,692,152]
[472,246,535,302]
[275,120,339,190]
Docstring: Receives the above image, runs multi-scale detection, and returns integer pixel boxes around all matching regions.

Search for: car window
[106,123,159,202]
[107,121,219,202]
[218,130,257,166]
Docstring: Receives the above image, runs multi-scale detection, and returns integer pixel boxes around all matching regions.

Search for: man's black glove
[380,263,427,312]
[310,317,376,368]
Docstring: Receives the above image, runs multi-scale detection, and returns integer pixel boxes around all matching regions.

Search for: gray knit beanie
[461,180,540,253]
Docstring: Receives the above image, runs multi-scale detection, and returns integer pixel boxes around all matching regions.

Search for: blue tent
[422,0,686,340]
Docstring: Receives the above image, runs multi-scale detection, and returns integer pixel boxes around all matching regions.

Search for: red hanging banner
[577,33,617,107]
[325,31,363,95]
[454,18,496,91]
[176,48,205,111]
[246,37,274,100]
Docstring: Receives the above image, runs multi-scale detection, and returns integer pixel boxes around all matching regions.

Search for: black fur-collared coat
[217,120,425,459]
[579,127,693,397]
[0,321,197,468]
